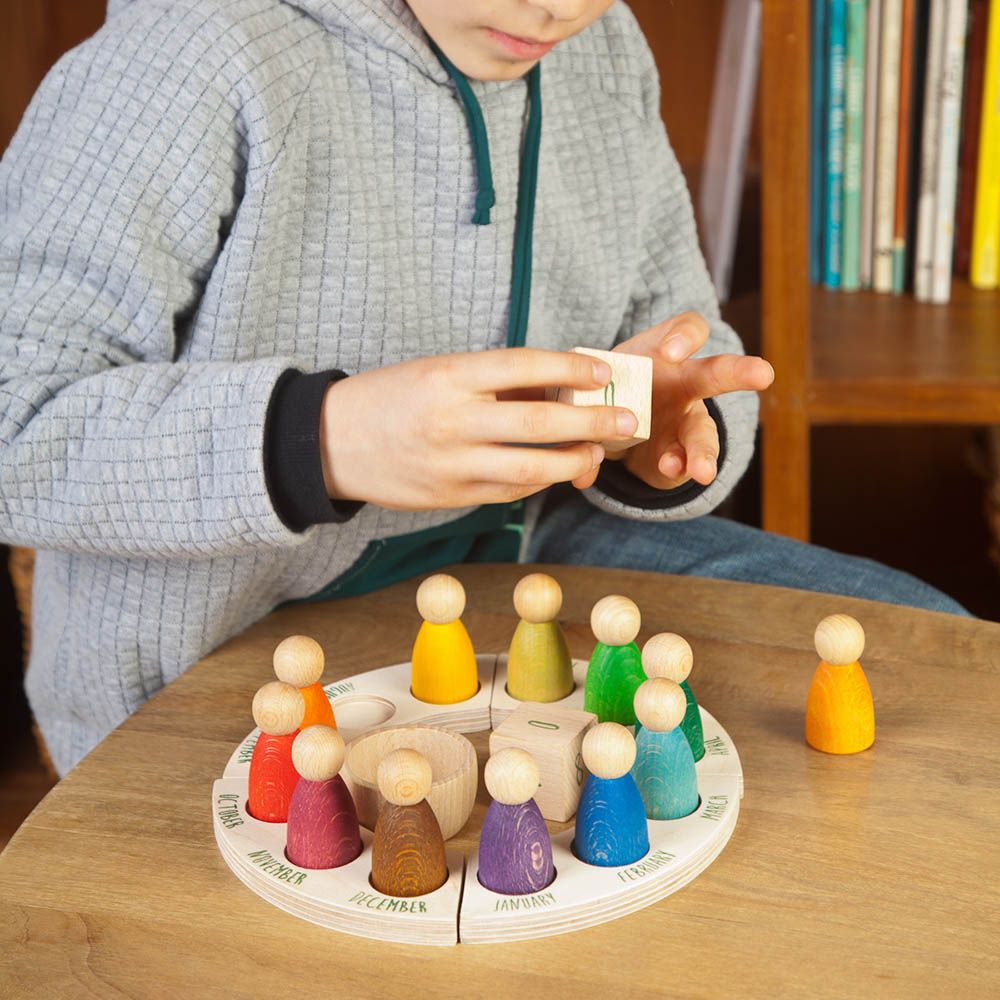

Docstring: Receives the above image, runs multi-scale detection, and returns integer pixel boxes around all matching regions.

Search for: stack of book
[811,0,1000,301]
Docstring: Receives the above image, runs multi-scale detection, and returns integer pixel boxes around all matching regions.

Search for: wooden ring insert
[214,654,743,945]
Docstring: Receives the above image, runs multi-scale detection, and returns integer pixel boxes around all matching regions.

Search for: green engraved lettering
[347,890,429,914]
[702,736,729,756]
[245,850,307,886]
[216,793,244,829]
[237,733,259,765]
[324,681,356,697]
[616,849,676,882]
[700,794,729,822]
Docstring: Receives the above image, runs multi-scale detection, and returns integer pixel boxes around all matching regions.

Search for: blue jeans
[525,485,971,617]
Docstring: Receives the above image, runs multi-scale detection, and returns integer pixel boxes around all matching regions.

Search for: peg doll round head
[513,573,563,624]
[273,634,325,687]
[814,614,865,665]
[251,681,305,735]
[485,748,541,806]
[377,748,434,806]
[633,678,687,733]
[641,633,693,683]
[292,725,346,782]
[582,722,637,779]
[416,574,466,624]
[590,595,641,646]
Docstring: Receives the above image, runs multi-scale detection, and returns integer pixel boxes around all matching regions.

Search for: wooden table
[1,564,998,999]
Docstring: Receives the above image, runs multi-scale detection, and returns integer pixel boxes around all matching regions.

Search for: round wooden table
[1,564,998,999]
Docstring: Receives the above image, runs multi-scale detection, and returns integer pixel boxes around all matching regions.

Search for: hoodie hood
[107,0,450,84]
[280,0,449,81]
[105,0,542,343]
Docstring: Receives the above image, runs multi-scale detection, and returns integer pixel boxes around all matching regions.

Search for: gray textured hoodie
[0,0,758,774]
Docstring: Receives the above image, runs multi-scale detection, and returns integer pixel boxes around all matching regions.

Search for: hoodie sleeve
[581,24,759,524]
[0,8,315,559]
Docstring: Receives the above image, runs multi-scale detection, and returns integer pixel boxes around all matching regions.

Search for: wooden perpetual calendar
[212,652,743,946]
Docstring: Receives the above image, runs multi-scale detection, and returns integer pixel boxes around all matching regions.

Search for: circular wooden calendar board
[213,654,743,946]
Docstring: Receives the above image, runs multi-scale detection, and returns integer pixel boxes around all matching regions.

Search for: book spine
[812,0,830,283]
[970,0,1000,288]
[860,0,882,286]
[825,0,848,288]
[914,0,946,300]
[841,0,868,290]
[954,0,989,276]
[891,0,916,292]
[930,0,969,302]
[873,0,903,291]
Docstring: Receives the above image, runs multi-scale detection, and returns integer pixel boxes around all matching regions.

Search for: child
[0,0,966,775]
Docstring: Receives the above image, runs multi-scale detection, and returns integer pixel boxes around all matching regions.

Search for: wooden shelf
[758,0,1000,538]
[808,283,1000,424]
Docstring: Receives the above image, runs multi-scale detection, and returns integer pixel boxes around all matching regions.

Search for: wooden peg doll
[286,725,362,869]
[371,749,448,897]
[631,679,699,820]
[273,635,336,730]
[507,573,574,703]
[806,614,874,754]
[583,596,646,725]
[248,681,305,822]
[640,633,704,761]
[478,748,555,895]
[410,574,479,704]
[574,723,649,867]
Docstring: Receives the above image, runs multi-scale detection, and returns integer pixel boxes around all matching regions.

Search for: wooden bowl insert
[345,726,478,840]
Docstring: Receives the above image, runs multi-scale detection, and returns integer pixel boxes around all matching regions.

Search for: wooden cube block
[489,702,597,822]
[550,346,652,453]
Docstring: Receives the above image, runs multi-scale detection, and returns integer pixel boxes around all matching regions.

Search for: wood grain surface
[1,563,998,999]
[583,641,646,726]
[370,800,448,899]
[285,776,362,871]
[477,799,555,896]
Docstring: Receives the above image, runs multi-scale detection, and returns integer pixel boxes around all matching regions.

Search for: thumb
[613,312,710,364]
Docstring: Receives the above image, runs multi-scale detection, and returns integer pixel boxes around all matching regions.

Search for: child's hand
[319,349,642,510]
[573,312,775,491]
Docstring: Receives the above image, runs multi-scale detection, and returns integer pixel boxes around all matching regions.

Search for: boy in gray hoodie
[0,0,966,774]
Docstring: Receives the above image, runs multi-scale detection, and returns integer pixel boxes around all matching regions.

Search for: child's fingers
[613,311,710,364]
[464,442,604,490]
[678,354,774,403]
[657,312,711,362]
[455,482,548,506]
[676,402,720,485]
[571,466,601,490]
[461,348,612,393]
[464,400,638,446]
[658,446,686,480]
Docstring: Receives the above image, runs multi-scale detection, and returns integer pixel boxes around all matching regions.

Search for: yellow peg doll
[805,614,875,754]
[411,574,478,704]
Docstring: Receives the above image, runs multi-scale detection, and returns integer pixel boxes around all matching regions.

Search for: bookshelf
[760,0,1000,540]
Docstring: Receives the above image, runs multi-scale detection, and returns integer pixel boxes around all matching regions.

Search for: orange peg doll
[805,614,875,755]
[273,634,336,729]
[248,681,305,822]
[411,574,478,704]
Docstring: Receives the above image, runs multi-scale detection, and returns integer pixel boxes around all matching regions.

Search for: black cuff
[594,398,728,510]
[264,368,365,532]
